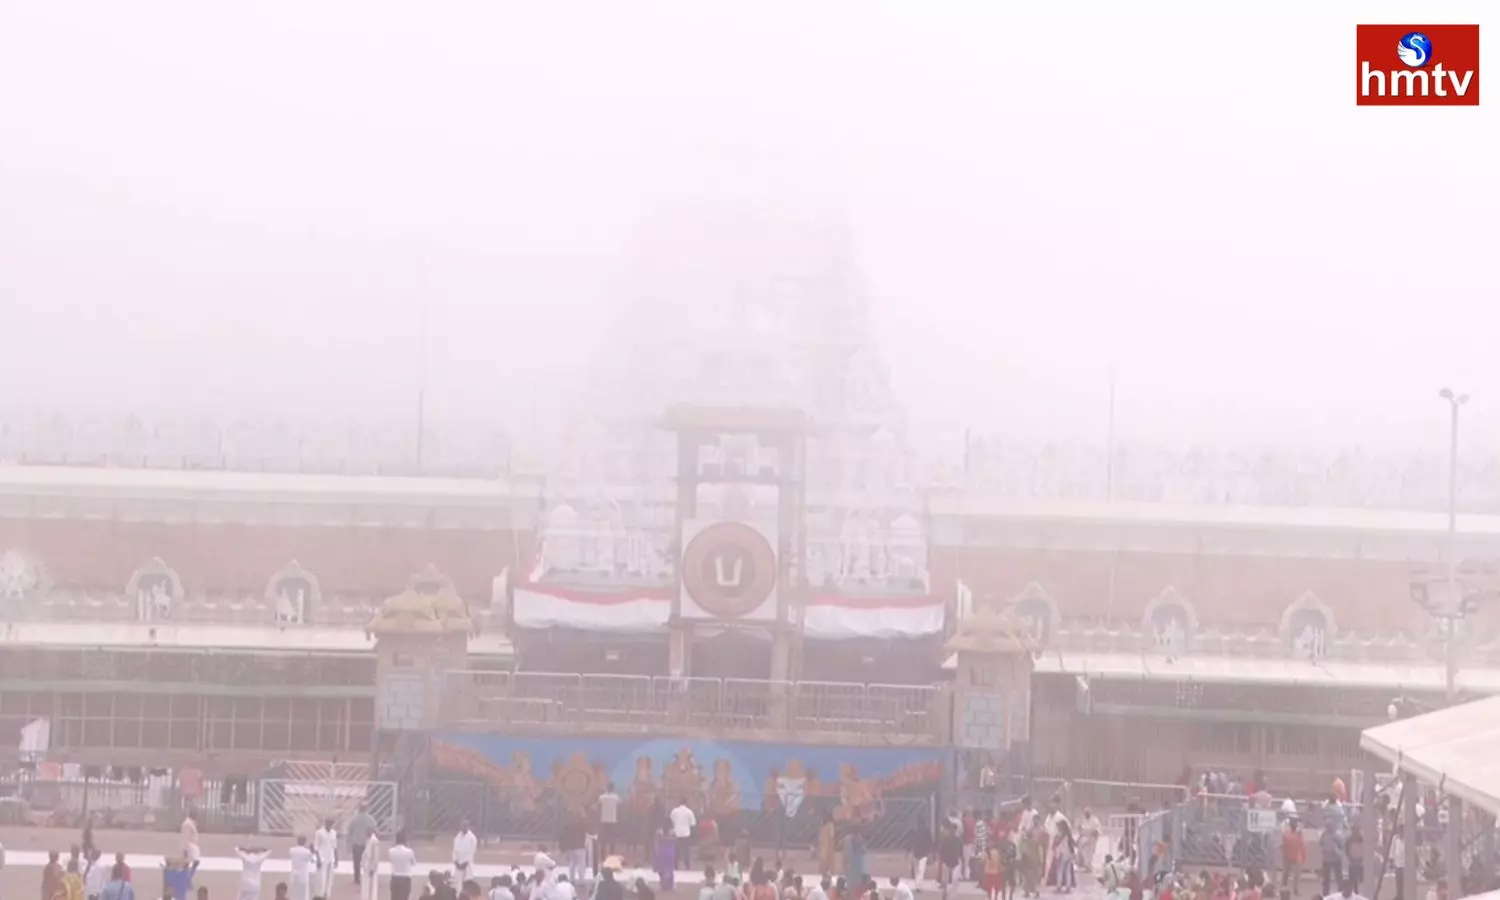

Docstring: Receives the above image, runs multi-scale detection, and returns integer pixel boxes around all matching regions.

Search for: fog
[2,0,1497,463]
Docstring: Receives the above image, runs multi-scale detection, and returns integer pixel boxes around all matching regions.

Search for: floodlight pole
[1439,388,1468,893]
[1438,388,1467,703]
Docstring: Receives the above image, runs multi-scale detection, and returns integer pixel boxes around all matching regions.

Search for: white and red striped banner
[512,582,944,639]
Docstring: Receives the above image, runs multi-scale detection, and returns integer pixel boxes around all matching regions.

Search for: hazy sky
[2,1,1497,463]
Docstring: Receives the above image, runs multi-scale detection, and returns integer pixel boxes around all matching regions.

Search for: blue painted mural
[430,733,944,828]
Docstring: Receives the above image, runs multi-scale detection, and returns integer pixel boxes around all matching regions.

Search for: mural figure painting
[426,734,941,854]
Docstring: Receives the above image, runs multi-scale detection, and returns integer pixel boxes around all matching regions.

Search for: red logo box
[1356,25,1480,106]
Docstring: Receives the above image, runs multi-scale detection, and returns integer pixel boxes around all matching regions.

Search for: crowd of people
[30,844,166,900]
[23,772,1500,900]
[914,796,1121,900]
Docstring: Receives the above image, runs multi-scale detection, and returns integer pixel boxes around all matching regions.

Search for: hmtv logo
[1357,25,1480,106]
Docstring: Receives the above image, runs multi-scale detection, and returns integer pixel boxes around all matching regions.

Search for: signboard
[1246,809,1279,833]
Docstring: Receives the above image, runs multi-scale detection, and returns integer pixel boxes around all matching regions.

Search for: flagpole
[1105,371,1119,618]
[1105,372,1117,501]
[416,277,429,468]
[529,379,539,461]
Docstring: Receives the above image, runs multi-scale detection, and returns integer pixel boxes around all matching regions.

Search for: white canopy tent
[1360,693,1500,817]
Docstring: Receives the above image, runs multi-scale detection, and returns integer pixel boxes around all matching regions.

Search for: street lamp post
[1439,388,1469,897]
[1396,391,1483,900]
[1439,388,1468,702]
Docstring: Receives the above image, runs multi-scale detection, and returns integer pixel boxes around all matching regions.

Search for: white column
[1403,775,1419,900]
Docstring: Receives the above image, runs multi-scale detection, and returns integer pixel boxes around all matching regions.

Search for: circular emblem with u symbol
[682,521,778,619]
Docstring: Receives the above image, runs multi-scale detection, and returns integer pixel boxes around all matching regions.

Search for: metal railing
[1158,791,1448,873]
[0,774,257,832]
[0,646,379,686]
[0,589,496,631]
[409,781,932,852]
[1036,777,1189,813]
[948,779,1189,816]
[441,671,942,743]
[0,410,512,477]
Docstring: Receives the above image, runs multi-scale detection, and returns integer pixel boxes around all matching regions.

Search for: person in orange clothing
[1280,820,1306,897]
[982,843,1004,900]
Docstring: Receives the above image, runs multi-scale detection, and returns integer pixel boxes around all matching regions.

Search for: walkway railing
[441,671,943,743]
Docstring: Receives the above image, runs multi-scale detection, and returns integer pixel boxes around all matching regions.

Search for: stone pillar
[1360,770,1379,899]
[1447,796,1463,897]
[770,628,792,680]
[665,625,692,727]
[368,588,474,732]
[945,608,1037,795]
[668,626,691,677]
[1481,811,1497,888]
[769,627,793,730]
[1403,774,1419,900]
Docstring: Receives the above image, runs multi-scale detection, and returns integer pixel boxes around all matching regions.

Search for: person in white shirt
[83,848,109,900]
[1324,884,1368,900]
[388,832,417,900]
[806,876,831,900]
[360,832,381,900]
[489,874,518,900]
[313,817,339,898]
[288,836,315,900]
[454,819,479,880]
[534,848,558,879]
[1043,804,1068,839]
[1389,833,1406,895]
[891,875,915,900]
[1043,803,1070,875]
[548,873,579,900]
[180,810,201,870]
[1018,797,1038,832]
[236,845,270,900]
[669,801,697,861]
[598,783,622,858]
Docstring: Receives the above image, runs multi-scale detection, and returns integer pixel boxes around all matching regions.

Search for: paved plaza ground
[0,825,1080,899]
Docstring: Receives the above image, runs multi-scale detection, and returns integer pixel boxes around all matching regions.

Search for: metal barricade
[464,669,563,725]
[577,673,659,728]
[1033,778,1190,814]
[513,671,585,717]
[793,680,871,734]
[1132,810,1176,877]
[440,671,941,742]
[256,778,398,838]
[0,772,263,832]
[418,781,561,840]
[1177,793,1280,870]
[868,683,937,740]
[947,789,1025,819]
[720,677,783,730]
[666,675,732,729]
